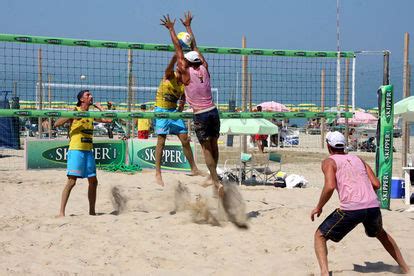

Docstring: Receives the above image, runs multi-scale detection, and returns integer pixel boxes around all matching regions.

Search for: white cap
[326,131,346,148]
[184,51,201,63]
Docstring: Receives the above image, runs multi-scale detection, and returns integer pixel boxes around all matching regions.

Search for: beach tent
[337,111,377,125]
[220,118,278,185]
[220,118,278,136]
[257,101,290,112]
[394,96,414,121]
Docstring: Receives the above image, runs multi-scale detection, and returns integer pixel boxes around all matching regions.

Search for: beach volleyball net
[0,33,358,169]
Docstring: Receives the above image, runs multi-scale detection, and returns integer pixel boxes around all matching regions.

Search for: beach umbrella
[257,101,289,112]
[337,111,377,125]
[220,118,278,135]
[394,96,414,121]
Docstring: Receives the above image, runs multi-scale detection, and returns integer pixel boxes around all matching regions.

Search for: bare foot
[216,183,224,198]
[56,213,65,218]
[201,177,214,188]
[89,211,96,216]
[212,183,224,198]
[187,169,207,177]
[155,174,165,186]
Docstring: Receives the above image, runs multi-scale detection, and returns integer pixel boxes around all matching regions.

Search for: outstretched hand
[310,207,322,221]
[160,14,175,30]
[180,11,193,27]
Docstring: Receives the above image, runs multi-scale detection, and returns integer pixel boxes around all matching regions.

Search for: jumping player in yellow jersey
[154,54,203,186]
[54,90,112,217]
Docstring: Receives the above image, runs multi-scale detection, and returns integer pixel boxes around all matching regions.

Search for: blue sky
[1,0,413,107]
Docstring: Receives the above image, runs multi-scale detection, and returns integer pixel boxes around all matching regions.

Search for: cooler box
[390,177,405,199]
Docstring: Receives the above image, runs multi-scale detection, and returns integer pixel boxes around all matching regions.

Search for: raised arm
[160,15,187,75]
[93,102,112,123]
[180,11,208,70]
[164,54,177,80]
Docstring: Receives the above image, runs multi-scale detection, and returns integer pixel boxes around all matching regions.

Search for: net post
[37,48,43,139]
[127,49,133,138]
[402,33,410,169]
[320,69,326,149]
[344,58,350,147]
[241,35,247,153]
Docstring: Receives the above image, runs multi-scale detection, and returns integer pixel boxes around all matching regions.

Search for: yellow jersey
[155,76,185,109]
[69,107,94,151]
[137,117,151,131]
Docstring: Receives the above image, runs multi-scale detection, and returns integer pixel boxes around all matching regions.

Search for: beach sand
[0,140,413,275]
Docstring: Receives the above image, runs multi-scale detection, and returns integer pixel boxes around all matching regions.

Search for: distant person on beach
[105,101,116,139]
[310,131,410,275]
[161,12,223,197]
[154,54,203,186]
[254,105,268,153]
[137,104,151,139]
[54,90,112,217]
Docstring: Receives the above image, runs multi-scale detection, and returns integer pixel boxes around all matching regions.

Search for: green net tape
[0,109,353,119]
[0,33,355,58]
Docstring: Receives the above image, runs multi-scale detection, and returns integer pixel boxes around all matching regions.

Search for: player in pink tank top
[161,12,223,198]
[310,131,409,275]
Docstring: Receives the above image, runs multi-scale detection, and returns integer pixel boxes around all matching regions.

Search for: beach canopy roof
[220,118,278,135]
[337,111,377,125]
[394,96,414,121]
[257,101,289,112]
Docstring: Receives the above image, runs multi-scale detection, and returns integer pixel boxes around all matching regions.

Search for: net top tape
[0,33,355,58]
[0,109,353,119]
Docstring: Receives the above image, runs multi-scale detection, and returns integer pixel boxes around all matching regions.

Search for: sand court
[0,152,413,275]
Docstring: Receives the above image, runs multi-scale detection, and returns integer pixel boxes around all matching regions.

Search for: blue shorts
[318,207,383,242]
[193,107,220,142]
[154,107,188,135]
[67,150,96,179]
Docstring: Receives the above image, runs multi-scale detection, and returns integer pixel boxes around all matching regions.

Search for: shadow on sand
[353,261,404,274]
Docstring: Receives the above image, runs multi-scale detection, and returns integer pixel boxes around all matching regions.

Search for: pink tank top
[185,65,215,113]
[329,154,379,210]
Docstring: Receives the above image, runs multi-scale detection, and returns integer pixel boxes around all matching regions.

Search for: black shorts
[193,108,220,143]
[318,207,383,242]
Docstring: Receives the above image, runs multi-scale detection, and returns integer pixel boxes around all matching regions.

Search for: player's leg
[155,134,167,186]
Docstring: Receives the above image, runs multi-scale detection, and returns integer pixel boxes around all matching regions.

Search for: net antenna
[336,0,341,113]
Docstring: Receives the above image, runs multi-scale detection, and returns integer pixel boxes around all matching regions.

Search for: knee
[314,229,326,240]
[181,139,190,147]
[67,177,77,187]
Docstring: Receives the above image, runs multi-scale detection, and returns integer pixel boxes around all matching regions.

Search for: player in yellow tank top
[54,90,112,217]
[68,106,94,150]
[153,54,203,186]
[155,69,185,109]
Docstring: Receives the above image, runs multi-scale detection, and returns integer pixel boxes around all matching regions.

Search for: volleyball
[177,32,192,49]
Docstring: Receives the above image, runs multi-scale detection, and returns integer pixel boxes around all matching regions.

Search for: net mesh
[0,34,360,170]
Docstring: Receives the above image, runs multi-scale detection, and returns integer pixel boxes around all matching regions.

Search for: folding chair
[253,152,282,185]
[223,153,253,185]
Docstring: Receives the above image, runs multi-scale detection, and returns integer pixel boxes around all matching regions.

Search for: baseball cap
[76,90,89,106]
[184,51,201,64]
[326,131,346,148]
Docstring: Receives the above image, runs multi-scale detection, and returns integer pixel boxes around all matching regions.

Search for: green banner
[128,139,194,171]
[0,109,353,120]
[0,33,355,58]
[25,139,125,169]
[376,85,394,209]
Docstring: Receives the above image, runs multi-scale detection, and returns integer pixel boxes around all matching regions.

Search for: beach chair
[252,152,282,185]
[223,153,254,185]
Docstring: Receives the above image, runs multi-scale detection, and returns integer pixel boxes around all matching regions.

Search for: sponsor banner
[25,139,125,169]
[128,139,194,171]
[376,85,394,209]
